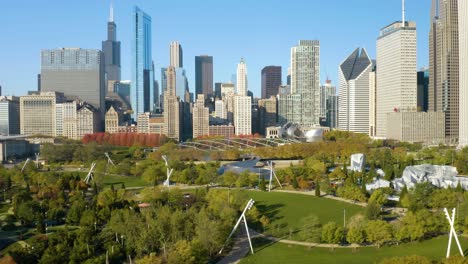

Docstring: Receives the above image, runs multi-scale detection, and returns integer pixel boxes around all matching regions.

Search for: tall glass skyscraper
[131,6,153,120]
[195,55,213,97]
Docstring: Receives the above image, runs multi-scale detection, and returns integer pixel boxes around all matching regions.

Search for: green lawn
[99,174,148,188]
[240,236,468,264]
[246,191,364,240]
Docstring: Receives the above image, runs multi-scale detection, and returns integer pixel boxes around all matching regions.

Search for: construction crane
[162,155,174,187]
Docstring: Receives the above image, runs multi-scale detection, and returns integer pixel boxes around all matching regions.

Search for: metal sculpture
[267,161,283,192]
[219,199,255,255]
[21,158,31,172]
[162,155,173,186]
[84,162,97,184]
[444,208,464,258]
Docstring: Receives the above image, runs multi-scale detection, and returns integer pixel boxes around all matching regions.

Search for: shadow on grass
[256,203,285,222]
[251,237,278,254]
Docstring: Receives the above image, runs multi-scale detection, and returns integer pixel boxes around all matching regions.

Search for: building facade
[261,66,282,99]
[459,0,468,147]
[236,59,248,96]
[105,105,120,133]
[369,65,377,136]
[131,6,153,119]
[429,0,460,141]
[209,125,235,138]
[387,112,445,144]
[417,70,429,112]
[40,48,105,118]
[193,95,209,138]
[77,104,99,139]
[376,21,417,137]
[0,96,20,136]
[320,80,336,119]
[234,96,252,135]
[170,41,183,68]
[163,67,181,141]
[338,48,373,134]
[20,92,64,137]
[258,96,277,135]
[195,55,213,98]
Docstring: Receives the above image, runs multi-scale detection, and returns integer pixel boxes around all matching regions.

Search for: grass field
[99,174,148,188]
[246,191,364,240]
[240,236,468,264]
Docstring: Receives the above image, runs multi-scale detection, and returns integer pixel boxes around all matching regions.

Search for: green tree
[346,214,366,245]
[368,189,387,206]
[298,214,321,243]
[321,221,342,244]
[365,220,392,248]
[259,177,266,191]
[365,201,381,220]
[167,240,195,264]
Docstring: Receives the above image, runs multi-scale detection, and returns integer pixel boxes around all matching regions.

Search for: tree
[365,220,392,248]
[408,183,434,211]
[365,201,381,220]
[321,222,343,244]
[259,177,266,191]
[315,177,321,197]
[298,214,321,243]
[346,214,366,245]
[167,240,195,264]
[368,189,387,206]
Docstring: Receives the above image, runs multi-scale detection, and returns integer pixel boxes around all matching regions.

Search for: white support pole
[85,162,97,184]
[21,158,31,172]
[105,153,116,167]
[268,162,273,192]
[243,214,254,254]
[272,170,283,189]
[35,153,40,169]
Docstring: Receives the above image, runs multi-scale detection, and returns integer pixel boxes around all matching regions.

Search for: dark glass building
[102,5,121,81]
[261,66,282,99]
[195,55,213,97]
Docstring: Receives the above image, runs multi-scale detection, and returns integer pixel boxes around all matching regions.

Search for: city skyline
[0,0,431,97]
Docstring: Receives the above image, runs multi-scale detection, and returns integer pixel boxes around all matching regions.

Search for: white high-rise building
[234,95,251,135]
[369,66,377,136]
[459,0,468,147]
[338,48,373,134]
[376,21,417,137]
[236,58,248,96]
[193,95,209,138]
[290,40,320,128]
[215,99,227,120]
[170,41,183,68]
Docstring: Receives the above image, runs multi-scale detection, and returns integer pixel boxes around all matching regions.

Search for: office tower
[161,67,168,93]
[175,68,189,101]
[429,0,460,141]
[261,66,282,99]
[376,20,417,137]
[417,70,429,112]
[77,103,99,139]
[338,48,373,134]
[37,75,41,91]
[281,40,320,128]
[327,95,339,129]
[55,101,78,139]
[114,80,131,106]
[193,95,209,138]
[286,67,291,86]
[320,79,336,118]
[234,95,252,135]
[195,55,213,98]
[163,67,181,141]
[131,6,153,119]
[102,4,121,81]
[369,64,377,136]
[215,99,227,121]
[236,59,248,96]
[387,112,445,144]
[214,83,222,99]
[0,96,20,135]
[258,96,277,135]
[221,83,235,97]
[170,41,183,68]
[20,92,65,137]
[105,105,120,133]
[459,0,468,147]
[154,80,160,112]
[40,48,105,117]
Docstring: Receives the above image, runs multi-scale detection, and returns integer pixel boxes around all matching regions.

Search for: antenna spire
[402,0,406,27]
[109,3,114,22]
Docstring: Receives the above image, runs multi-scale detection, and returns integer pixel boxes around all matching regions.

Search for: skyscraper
[320,79,336,119]
[102,4,121,81]
[458,0,468,147]
[163,67,181,141]
[376,21,417,137]
[40,48,105,118]
[170,41,183,68]
[0,96,20,136]
[193,94,209,138]
[261,66,282,99]
[234,95,252,135]
[131,6,153,120]
[195,55,213,97]
[236,59,248,96]
[338,48,373,134]
[429,0,460,141]
[289,40,320,128]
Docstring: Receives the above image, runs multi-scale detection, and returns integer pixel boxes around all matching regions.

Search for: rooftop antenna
[402,0,406,27]
[162,155,173,186]
[443,208,464,258]
[267,161,283,192]
[21,158,31,173]
[109,3,114,22]
[219,199,255,255]
[84,162,97,184]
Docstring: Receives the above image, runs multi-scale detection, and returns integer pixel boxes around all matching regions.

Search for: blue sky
[0,0,430,97]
